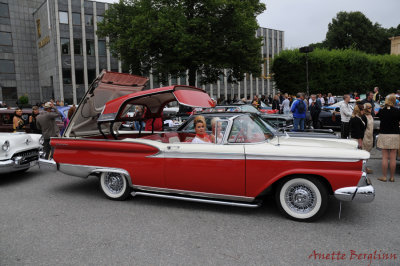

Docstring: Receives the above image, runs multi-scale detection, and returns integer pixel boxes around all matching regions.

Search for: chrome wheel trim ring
[279,178,322,219]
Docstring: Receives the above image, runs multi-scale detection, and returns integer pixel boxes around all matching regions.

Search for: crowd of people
[10,100,77,159]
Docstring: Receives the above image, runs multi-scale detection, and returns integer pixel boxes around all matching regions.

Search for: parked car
[204,105,294,129]
[0,132,41,174]
[316,100,380,131]
[39,72,374,222]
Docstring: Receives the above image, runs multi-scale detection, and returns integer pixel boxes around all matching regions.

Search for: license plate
[30,161,37,167]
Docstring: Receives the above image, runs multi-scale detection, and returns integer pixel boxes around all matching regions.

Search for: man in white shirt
[339,94,353,139]
[318,93,325,106]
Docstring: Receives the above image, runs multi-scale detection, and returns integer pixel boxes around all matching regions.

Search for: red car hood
[64,70,148,137]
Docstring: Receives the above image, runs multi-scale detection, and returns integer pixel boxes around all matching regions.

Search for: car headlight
[2,140,10,151]
[39,136,44,145]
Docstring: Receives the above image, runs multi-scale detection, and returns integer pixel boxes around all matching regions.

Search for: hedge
[271,48,400,96]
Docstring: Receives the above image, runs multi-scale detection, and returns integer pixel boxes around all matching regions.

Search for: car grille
[12,149,39,165]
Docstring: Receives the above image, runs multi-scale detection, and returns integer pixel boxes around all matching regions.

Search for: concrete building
[389,36,400,55]
[0,0,283,106]
[0,0,44,106]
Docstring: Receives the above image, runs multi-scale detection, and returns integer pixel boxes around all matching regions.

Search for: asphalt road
[1,156,399,265]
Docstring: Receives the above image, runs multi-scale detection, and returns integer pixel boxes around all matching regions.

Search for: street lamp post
[299,46,314,96]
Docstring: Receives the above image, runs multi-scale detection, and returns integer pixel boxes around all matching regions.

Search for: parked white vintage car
[0,132,41,174]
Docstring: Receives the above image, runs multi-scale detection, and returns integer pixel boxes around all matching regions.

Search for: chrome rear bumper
[334,172,375,203]
[38,158,58,171]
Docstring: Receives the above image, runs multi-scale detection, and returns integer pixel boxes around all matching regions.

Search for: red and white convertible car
[40,71,374,222]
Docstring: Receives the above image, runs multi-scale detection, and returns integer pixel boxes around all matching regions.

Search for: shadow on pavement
[0,170,37,186]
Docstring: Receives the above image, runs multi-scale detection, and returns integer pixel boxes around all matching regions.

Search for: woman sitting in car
[191,115,212,144]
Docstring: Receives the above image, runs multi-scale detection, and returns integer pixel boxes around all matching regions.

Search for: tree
[272,48,400,96]
[97,0,265,86]
[323,11,390,54]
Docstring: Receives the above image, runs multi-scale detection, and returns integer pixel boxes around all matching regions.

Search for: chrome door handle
[167,146,180,150]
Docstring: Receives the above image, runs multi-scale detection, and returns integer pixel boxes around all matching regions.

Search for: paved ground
[1,153,399,265]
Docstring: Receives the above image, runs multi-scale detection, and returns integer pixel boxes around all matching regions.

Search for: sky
[99,0,400,49]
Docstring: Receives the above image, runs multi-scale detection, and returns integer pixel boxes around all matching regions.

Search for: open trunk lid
[64,70,148,137]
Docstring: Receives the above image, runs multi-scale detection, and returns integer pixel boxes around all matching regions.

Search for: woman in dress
[13,108,25,132]
[191,115,212,144]
[349,104,367,149]
[377,94,400,182]
[362,103,374,174]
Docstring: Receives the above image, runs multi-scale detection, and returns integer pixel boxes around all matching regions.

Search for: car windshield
[239,105,259,113]
[228,115,275,143]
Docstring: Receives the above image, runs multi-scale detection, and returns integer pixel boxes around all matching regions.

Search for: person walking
[349,104,367,149]
[362,103,374,174]
[291,93,307,132]
[339,94,353,139]
[376,94,400,182]
[281,94,291,115]
[309,94,321,129]
[36,102,62,159]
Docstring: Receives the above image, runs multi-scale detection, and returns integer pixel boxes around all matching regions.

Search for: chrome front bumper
[334,172,375,203]
[0,157,36,173]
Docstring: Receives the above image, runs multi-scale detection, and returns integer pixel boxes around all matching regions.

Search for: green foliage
[97,0,265,86]
[18,94,29,105]
[271,48,400,96]
[313,11,400,55]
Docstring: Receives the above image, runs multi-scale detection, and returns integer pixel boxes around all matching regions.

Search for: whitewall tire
[276,177,328,222]
[100,172,131,200]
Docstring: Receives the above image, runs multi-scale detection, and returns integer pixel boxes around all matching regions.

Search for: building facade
[389,36,400,55]
[0,0,44,106]
[0,0,283,106]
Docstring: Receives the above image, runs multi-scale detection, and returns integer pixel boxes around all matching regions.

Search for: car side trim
[132,185,255,202]
[245,154,360,162]
[148,151,244,160]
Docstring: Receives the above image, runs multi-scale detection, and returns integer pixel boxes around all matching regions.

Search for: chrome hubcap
[285,184,316,214]
[104,173,124,194]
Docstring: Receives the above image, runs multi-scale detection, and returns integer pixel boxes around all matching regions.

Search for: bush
[271,48,400,96]
[18,94,29,105]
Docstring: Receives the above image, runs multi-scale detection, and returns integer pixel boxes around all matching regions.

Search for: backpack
[297,100,306,113]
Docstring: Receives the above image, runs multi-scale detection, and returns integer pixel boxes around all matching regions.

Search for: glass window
[0,32,12,46]
[73,39,82,55]
[0,3,9,18]
[85,14,93,26]
[88,69,96,83]
[59,11,68,24]
[0,59,15,73]
[96,15,104,23]
[62,69,71,84]
[86,40,94,55]
[72,13,81,25]
[1,87,17,106]
[61,38,69,54]
[228,115,274,143]
[98,40,106,56]
[75,69,84,84]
